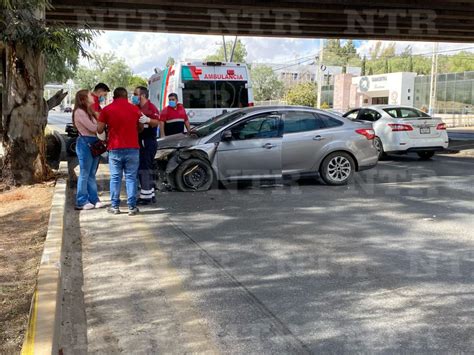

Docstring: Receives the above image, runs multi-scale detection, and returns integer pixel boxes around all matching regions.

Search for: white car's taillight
[388,123,413,132]
[436,123,447,130]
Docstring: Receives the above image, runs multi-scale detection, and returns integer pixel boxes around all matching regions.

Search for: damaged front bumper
[154,144,218,191]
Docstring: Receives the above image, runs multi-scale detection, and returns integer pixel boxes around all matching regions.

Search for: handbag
[88,139,107,157]
[73,111,107,157]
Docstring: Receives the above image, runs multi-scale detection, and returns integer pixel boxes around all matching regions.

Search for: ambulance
[148,61,254,125]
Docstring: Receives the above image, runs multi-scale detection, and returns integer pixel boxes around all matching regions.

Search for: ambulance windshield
[183,80,249,109]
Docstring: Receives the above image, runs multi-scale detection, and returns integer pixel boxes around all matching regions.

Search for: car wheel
[417,151,435,160]
[319,152,355,186]
[374,136,386,159]
[175,158,214,192]
[66,138,77,156]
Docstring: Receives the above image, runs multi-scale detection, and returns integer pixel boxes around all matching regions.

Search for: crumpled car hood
[156,134,202,149]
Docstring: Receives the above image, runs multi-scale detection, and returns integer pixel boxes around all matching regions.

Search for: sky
[81,31,474,79]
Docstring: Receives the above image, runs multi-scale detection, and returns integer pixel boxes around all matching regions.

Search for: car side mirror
[221,130,232,141]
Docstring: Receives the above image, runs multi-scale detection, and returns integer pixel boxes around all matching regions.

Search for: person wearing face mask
[159,93,191,137]
[91,83,110,119]
[132,86,160,205]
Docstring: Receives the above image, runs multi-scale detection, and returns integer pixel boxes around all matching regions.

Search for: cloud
[80,31,474,78]
[81,31,323,77]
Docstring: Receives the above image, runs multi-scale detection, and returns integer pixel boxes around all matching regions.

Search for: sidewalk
[440,149,474,157]
[70,163,219,353]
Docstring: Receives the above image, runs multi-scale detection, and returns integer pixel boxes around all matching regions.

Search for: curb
[441,149,474,157]
[454,150,474,157]
[21,161,68,355]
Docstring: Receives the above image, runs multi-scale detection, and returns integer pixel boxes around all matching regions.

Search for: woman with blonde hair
[73,89,104,210]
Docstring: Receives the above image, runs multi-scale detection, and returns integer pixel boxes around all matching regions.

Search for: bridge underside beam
[47,1,474,42]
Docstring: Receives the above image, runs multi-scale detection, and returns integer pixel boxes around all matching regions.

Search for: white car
[343,105,449,160]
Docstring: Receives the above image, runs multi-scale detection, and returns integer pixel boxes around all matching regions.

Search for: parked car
[343,105,449,160]
[64,107,72,113]
[324,108,344,116]
[154,106,378,192]
[65,123,78,156]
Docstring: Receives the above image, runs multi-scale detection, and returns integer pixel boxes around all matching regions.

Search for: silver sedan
[155,106,378,191]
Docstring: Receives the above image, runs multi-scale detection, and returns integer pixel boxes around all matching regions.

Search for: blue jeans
[76,136,100,207]
[109,149,140,209]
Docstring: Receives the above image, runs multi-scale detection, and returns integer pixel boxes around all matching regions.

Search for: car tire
[174,158,215,192]
[319,151,355,186]
[374,136,386,159]
[417,151,435,160]
[66,137,77,156]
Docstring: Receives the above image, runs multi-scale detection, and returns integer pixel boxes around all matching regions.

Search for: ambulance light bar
[205,61,223,66]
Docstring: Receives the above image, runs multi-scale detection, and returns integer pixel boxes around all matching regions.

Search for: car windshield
[190,110,246,137]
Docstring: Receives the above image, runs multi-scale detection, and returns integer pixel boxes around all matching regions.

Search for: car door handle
[262,143,276,149]
[313,135,325,141]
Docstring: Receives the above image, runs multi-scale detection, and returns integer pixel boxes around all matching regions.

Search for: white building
[261,63,361,86]
[333,72,417,111]
[351,72,417,107]
[44,80,75,109]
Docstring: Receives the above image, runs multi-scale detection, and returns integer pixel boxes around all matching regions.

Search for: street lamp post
[317,38,324,109]
[428,42,439,115]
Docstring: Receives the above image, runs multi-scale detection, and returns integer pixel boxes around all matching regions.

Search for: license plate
[420,127,431,134]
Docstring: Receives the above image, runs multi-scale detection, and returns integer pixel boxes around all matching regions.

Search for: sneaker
[95,201,105,209]
[128,207,139,216]
[151,196,157,204]
[75,202,95,210]
[107,206,121,215]
[137,198,151,206]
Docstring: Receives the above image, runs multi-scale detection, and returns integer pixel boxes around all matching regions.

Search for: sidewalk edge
[21,161,68,355]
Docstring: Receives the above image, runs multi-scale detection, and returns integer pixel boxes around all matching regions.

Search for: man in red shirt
[132,86,160,205]
[159,93,192,137]
[91,83,110,118]
[97,87,143,216]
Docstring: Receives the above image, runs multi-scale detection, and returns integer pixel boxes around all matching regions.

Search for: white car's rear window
[384,108,431,119]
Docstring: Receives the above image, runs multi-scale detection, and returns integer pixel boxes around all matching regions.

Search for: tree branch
[46,89,67,110]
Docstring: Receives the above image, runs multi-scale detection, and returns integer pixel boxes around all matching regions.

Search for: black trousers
[138,137,158,200]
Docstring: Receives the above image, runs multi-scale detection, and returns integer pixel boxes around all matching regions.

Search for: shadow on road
[66,153,474,353]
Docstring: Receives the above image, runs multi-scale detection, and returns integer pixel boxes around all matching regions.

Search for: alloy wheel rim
[374,138,382,153]
[327,156,351,182]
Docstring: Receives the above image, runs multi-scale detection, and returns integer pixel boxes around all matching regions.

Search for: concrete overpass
[47,1,474,42]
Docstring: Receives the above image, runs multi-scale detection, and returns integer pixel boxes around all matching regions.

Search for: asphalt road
[47,111,72,133]
[74,153,474,353]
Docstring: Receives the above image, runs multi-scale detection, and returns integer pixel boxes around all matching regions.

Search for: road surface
[62,153,474,353]
[48,112,71,133]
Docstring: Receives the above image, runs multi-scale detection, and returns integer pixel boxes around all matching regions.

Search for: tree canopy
[205,39,247,63]
[165,56,175,67]
[74,52,134,91]
[323,39,360,71]
[128,75,148,90]
[1,0,96,84]
[251,65,284,101]
[1,0,97,184]
[285,82,318,107]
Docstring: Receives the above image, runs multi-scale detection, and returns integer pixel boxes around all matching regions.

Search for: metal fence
[438,114,474,127]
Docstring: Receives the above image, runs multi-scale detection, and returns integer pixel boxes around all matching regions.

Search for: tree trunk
[0,42,52,184]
